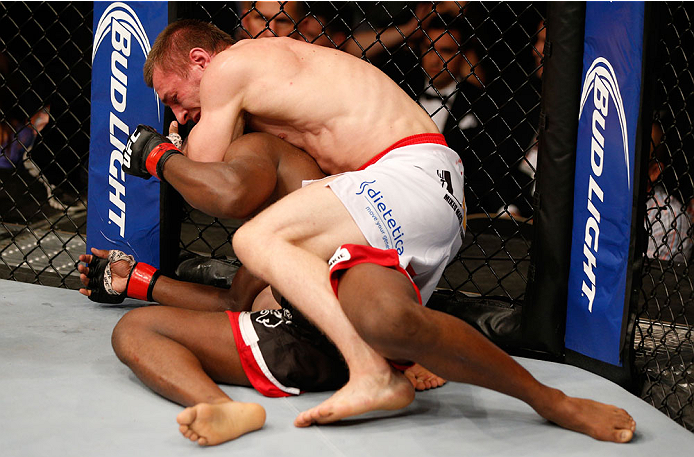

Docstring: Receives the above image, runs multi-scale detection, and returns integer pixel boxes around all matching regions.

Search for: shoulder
[204,38,301,83]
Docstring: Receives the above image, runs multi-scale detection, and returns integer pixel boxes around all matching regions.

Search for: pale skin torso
[186,37,439,174]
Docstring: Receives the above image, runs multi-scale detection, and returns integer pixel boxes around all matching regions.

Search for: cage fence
[0,0,693,432]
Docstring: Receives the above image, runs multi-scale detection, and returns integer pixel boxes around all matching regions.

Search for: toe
[294,412,311,427]
[177,407,195,425]
[616,429,633,443]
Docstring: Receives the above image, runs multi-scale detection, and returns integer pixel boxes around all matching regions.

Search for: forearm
[151,266,267,313]
[151,275,238,312]
[161,154,269,219]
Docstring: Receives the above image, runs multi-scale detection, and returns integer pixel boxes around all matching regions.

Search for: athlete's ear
[189,48,212,69]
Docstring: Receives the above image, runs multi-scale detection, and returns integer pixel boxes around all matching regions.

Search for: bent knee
[111,307,154,363]
[232,221,272,264]
[345,288,429,360]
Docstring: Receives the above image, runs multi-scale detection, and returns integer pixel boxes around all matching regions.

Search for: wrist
[126,262,161,301]
[145,143,181,180]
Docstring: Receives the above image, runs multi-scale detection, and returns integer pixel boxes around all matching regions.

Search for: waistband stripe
[358,133,448,170]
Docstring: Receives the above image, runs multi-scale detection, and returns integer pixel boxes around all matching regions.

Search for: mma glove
[85,250,161,303]
[122,124,182,181]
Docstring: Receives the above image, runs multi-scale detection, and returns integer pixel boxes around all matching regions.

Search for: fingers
[78,263,90,281]
[78,287,91,297]
[91,247,110,258]
[169,120,179,135]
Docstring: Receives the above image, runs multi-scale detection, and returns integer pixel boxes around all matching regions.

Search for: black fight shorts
[226,304,348,397]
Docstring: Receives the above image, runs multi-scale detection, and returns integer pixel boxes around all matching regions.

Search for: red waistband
[357,133,448,171]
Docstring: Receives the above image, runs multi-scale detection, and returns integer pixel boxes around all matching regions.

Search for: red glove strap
[127,262,159,301]
[145,143,179,179]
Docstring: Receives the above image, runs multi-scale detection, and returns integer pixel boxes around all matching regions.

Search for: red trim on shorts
[225,311,291,398]
[328,244,422,305]
[389,361,414,371]
[357,133,448,170]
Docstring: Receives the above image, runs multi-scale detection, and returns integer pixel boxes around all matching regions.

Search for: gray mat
[1,279,693,456]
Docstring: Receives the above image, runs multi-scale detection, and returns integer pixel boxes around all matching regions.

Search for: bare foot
[537,389,636,443]
[177,401,266,446]
[404,363,447,391]
[294,370,414,427]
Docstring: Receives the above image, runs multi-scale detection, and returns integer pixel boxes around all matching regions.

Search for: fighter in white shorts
[325,133,466,305]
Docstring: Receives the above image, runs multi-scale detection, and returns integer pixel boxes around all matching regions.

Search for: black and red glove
[85,250,162,303]
[122,124,182,181]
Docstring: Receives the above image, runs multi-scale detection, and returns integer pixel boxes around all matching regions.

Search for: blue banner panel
[565,2,645,366]
[87,2,167,266]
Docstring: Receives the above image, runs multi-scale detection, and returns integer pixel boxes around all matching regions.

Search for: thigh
[242,177,369,261]
[126,306,250,386]
[337,262,422,338]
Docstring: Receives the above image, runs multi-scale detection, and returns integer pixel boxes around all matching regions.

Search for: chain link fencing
[1,0,693,432]
[0,1,91,288]
[635,1,694,431]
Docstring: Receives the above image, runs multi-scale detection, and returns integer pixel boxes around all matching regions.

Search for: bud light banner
[87,2,167,266]
[565,2,645,366]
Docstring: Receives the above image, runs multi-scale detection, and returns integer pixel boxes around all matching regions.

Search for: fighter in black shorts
[80,125,445,444]
[81,248,350,396]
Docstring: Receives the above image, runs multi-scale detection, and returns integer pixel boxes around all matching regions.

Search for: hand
[78,248,135,303]
[122,124,182,180]
[167,120,183,149]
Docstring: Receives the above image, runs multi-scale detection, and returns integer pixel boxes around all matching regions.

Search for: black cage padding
[521,2,585,358]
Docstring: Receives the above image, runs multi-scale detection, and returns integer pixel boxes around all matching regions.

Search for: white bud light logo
[577,57,630,312]
[93,2,161,121]
[579,57,630,189]
[91,3,158,238]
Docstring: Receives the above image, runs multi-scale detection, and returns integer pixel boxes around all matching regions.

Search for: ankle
[530,386,568,418]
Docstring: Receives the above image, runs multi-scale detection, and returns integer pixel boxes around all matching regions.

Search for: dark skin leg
[336,263,637,443]
[111,305,266,446]
[111,305,251,405]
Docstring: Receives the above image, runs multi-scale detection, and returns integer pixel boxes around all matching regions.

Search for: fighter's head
[144,19,235,124]
[420,14,470,90]
[239,1,299,39]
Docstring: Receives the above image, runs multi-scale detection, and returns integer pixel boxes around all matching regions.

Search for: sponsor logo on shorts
[437,169,454,195]
[443,194,464,227]
[255,309,292,328]
[329,246,351,268]
[92,2,158,237]
[356,180,405,255]
[577,57,630,312]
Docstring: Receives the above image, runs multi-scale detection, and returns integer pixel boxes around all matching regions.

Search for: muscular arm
[163,130,323,219]
[80,248,270,312]
[151,265,268,312]
[162,133,280,219]
[184,45,254,163]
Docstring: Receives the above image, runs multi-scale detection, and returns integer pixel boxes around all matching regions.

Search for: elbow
[206,186,256,219]
[217,198,254,220]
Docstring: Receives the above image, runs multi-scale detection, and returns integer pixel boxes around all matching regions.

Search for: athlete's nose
[172,107,188,125]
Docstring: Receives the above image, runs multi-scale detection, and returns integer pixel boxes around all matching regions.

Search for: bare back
[189,38,438,174]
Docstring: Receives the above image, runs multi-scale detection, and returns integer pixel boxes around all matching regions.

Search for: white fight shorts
[327,133,466,304]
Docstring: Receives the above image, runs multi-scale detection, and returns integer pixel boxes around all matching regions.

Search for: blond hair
[144,19,235,87]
